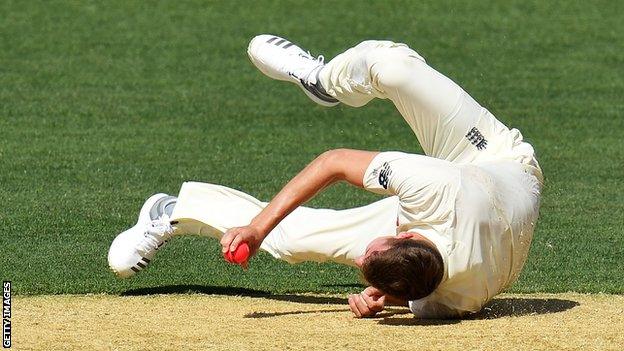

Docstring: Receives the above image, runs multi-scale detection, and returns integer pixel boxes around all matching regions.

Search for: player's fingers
[220,229,236,253]
[358,294,378,317]
[352,293,372,317]
[348,295,362,318]
[361,291,378,309]
[349,295,362,318]
[364,286,384,298]
[229,234,243,253]
[361,292,384,313]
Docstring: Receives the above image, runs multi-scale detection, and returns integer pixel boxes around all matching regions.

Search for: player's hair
[361,239,444,301]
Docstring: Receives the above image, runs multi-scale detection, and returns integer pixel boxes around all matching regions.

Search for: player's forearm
[250,151,341,237]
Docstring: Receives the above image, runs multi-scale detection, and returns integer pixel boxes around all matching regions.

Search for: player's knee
[352,40,392,51]
[367,49,419,91]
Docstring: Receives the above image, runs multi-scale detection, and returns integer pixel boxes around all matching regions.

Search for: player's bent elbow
[316,149,349,174]
[318,148,350,161]
[314,149,375,188]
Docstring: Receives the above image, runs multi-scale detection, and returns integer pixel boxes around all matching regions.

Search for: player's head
[355,232,444,301]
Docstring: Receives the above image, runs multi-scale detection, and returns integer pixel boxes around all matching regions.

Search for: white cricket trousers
[170,40,540,266]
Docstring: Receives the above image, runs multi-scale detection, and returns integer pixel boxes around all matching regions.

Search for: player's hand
[347,286,386,318]
[220,225,264,265]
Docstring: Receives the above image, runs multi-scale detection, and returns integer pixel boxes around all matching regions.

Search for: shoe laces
[137,215,174,255]
[292,52,325,84]
[301,48,325,63]
[315,54,325,64]
[300,50,325,65]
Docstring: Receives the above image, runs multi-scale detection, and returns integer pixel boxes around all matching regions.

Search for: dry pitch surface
[13,293,623,350]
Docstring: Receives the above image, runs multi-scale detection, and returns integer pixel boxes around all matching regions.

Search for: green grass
[0,0,622,296]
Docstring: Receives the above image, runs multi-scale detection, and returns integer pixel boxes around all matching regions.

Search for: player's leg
[322,40,541,167]
[170,181,399,267]
[248,35,472,160]
[248,35,531,164]
[319,40,497,162]
[108,182,399,277]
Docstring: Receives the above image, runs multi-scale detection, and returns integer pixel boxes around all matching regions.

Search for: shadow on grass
[121,285,580,325]
[245,309,347,318]
[121,284,347,304]
[378,297,581,326]
[470,297,580,319]
[245,307,412,319]
[122,284,268,297]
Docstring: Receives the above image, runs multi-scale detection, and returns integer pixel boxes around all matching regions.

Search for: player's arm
[220,148,378,257]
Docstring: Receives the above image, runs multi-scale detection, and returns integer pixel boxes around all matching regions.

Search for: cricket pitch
[13,292,624,350]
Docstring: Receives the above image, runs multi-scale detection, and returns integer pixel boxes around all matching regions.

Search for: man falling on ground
[108,34,543,318]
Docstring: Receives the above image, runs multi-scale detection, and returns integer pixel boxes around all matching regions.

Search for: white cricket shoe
[247,34,339,107]
[108,193,177,278]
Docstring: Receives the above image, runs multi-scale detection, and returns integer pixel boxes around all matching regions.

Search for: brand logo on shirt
[466,127,488,150]
[378,162,392,189]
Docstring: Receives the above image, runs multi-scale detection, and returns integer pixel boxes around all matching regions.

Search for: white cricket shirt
[363,151,542,317]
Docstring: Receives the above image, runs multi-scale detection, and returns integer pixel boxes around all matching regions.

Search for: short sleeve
[362,151,459,199]
[362,151,407,195]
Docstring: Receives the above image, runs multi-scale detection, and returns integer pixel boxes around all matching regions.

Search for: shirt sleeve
[362,151,459,199]
[362,151,407,195]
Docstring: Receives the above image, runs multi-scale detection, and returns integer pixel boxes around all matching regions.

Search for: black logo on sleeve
[466,127,488,150]
[378,162,392,189]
